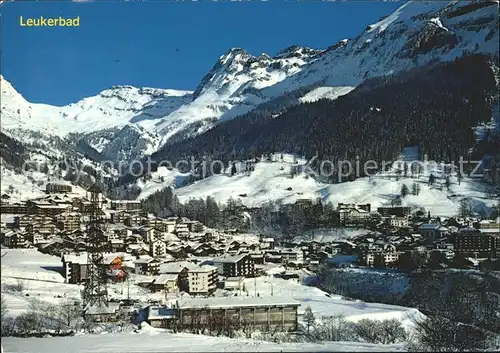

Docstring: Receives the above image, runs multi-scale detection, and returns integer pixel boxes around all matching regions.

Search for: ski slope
[171,153,496,218]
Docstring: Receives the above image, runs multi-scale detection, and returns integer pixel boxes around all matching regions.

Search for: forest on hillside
[143,54,498,185]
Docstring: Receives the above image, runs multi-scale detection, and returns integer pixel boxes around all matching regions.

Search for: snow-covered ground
[242,275,419,330]
[1,330,405,353]
[299,86,355,103]
[0,249,162,318]
[0,164,90,202]
[0,248,418,352]
[171,152,496,218]
[136,166,191,200]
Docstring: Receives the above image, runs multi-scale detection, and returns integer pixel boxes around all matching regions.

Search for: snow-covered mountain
[1,0,498,164]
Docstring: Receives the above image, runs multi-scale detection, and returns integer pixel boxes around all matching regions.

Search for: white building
[150,239,167,258]
[187,265,218,295]
[389,216,409,228]
[280,248,304,263]
[366,251,403,266]
[337,203,372,223]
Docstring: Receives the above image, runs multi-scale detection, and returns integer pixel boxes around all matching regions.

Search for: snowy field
[0,249,164,318]
[2,329,405,353]
[171,151,496,218]
[0,165,90,202]
[0,248,418,353]
[1,249,420,326]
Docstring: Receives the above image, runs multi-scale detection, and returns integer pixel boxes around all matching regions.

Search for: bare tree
[353,318,379,343]
[58,300,83,330]
[303,306,315,335]
[377,318,407,344]
[407,313,493,352]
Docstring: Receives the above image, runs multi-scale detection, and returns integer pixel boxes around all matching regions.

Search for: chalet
[150,239,167,258]
[184,220,204,233]
[27,200,71,216]
[62,253,89,284]
[62,253,126,284]
[110,239,125,252]
[454,230,499,258]
[0,201,29,214]
[175,224,190,239]
[28,230,54,246]
[134,257,160,276]
[338,203,371,224]
[159,261,198,292]
[27,221,57,235]
[152,274,179,293]
[366,251,403,267]
[110,200,142,213]
[2,230,27,248]
[377,206,411,217]
[55,212,81,232]
[280,248,304,263]
[249,251,265,265]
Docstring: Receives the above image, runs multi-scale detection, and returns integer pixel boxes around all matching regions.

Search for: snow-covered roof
[135,257,155,264]
[327,255,358,264]
[147,306,177,320]
[210,254,247,264]
[478,228,499,233]
[85,303,120,315]
[154,273,178,284]
[159,261,198,273]
[418,223,441,230]
[177,296,299,310]
[188,264,218,273]
[62,253,88,264]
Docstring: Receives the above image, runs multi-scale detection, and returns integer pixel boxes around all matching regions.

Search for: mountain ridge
[1,0,498,165]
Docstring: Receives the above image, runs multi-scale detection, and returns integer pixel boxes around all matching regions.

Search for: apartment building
[187,265,218,295]
[46,183,72,194]
[454,231,499,258]
[55,212,82,232]
[338,203,371,223]
[280,248,304,263]
[110,200,142,213]
[134,257,161,276]
[366,251,403,266]
[389,216,409,228]
[0,201,29,214]
[2,230,27,248]
[207,254,255,278]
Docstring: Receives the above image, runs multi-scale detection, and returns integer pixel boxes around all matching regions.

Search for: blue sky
[2,1,402,105]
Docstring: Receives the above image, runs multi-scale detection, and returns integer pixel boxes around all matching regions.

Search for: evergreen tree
[428,173,436,186]
[401,184,410,198]
[303,306,316,334]
[445,176,451,190]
